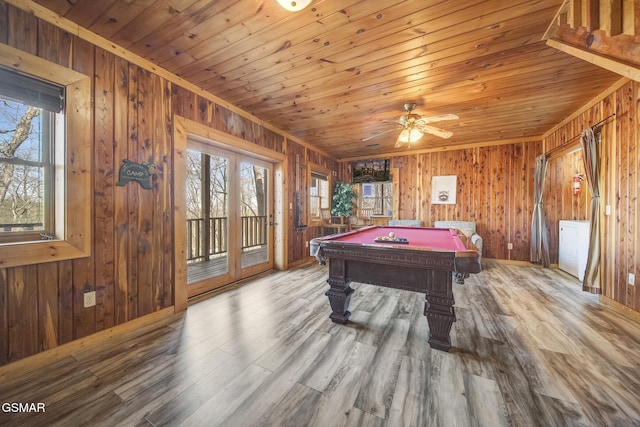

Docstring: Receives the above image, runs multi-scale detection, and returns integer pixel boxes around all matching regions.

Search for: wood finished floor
[2,260,640,426]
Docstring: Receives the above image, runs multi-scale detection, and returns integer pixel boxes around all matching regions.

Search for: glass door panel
[185,141,273,296]
[185,149,230,284]
[239,161,270,269]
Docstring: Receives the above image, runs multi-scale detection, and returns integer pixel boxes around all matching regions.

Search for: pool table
[310,225,481,352]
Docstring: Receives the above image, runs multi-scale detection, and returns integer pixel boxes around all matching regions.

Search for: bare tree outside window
[0,99,49,235]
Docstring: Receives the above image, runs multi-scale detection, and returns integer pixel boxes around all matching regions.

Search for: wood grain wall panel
[155,75,173,310]
[633,82,639,312]
[57,260,73,345]
[542,80,639,312]
[37,262,58,352]
[287,142,306,264]
[601,91,617,302]
[72,257,95,340]
[126,62,140,322]
[7,5,36,53]
[114,56,131,326]
[388,142,539,261]
[94,47,116,331]
[8,266,38,361]
[134,67,155,319]
[36,17,65,66]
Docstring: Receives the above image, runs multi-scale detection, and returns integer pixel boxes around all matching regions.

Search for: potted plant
[331,180,357,220]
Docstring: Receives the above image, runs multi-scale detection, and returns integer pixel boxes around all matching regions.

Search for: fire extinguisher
[573,174,582,195]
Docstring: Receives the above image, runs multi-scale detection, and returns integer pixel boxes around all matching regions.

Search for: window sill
[0,240,90,268]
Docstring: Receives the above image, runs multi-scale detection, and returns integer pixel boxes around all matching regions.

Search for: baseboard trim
[0,306,177,382]
[600,295,640,322]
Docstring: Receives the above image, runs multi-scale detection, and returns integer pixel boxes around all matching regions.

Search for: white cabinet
[558,220,590,281]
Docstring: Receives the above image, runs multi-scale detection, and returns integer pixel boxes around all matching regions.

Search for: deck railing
[187,215,267,262]
[241,215,268,249]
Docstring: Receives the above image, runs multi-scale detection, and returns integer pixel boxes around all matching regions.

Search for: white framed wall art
[431,175,457,204]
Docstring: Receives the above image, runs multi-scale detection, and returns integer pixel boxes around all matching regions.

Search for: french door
[185,140,273,296]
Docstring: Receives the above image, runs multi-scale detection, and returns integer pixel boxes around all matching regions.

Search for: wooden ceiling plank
[171,0,436,85]
[59,0,118,28]
[134,0,237,61]
[32,0,70,16]
[227,28,559,112]
[107,0,201,50]
[238,43,568,115]
[219,12,560,106]
[87,0,157,39]
[195,0,488,82]
[155,0,292,70]
[203,0,547,97]
[167,0,400,78]
[218,4,556,101]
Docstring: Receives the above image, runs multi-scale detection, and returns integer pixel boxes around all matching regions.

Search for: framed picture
[352,159,390,183]
[431,175,457,204]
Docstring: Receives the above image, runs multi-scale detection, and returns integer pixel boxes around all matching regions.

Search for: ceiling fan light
[398,128,423,143]
[276,0,312,11]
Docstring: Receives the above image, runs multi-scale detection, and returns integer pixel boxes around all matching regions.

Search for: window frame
[0,94,57,244]
[308,164,331,226]
[0,43,91,268]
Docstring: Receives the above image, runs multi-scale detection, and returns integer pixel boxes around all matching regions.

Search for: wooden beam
[547,37,640,81]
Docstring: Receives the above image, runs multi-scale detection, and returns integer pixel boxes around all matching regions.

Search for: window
[360,182,393,216]
[309,171,329,219]
[0,43,91,268]
[0,67,62,243]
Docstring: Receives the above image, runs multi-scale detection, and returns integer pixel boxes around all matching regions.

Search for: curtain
[580,128,601,294]
[530,154,550,267]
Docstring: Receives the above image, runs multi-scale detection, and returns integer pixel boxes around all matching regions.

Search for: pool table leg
[424,271,456,352]
[325,259,354,324]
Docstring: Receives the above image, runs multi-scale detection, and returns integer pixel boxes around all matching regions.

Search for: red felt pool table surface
[325,225,467,252]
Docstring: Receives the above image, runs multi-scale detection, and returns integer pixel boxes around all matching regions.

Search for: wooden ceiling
[33,0,622,160]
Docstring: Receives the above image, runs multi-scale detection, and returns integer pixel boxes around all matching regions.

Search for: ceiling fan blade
[361,127,397,142]
[415,113,459,125]
[419,124,453,139]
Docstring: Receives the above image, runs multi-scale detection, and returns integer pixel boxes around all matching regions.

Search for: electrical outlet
[507,243,513,250]
[305,240,309,248]
[629,273,636,286]
[84,291,96,308]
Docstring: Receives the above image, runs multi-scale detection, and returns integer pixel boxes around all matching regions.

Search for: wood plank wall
[543,79,639,313]
[0,1,335,366]
[337,143,541,261]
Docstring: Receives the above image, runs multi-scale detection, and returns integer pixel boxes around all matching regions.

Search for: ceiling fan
[362,103,458,148]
